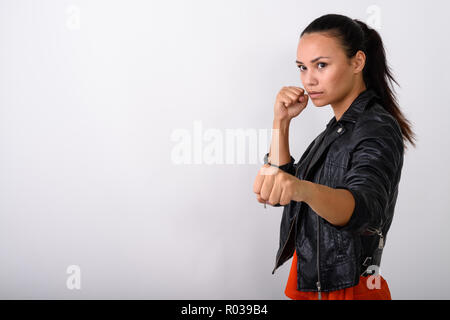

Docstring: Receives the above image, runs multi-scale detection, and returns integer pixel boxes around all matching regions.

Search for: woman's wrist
[295,179,314,203]
[273,118,291,130]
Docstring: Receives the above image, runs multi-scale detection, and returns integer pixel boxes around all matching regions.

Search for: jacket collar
[326,88,381,128]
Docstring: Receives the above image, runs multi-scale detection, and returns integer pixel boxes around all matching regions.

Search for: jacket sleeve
[334,116,404,234]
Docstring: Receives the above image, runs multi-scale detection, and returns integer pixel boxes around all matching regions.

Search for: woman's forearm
[299,180,355,227]
[268,119,292,166]
[268,118,355,226]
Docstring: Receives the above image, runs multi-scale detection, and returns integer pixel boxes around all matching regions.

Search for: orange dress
[285,249,392,300]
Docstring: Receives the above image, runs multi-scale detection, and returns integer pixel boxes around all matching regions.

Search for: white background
[0,0,447,299]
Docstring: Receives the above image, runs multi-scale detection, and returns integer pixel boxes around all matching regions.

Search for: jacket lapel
[303,126,344,180]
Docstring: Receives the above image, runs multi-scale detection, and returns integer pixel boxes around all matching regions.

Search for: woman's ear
[353,50,366,73]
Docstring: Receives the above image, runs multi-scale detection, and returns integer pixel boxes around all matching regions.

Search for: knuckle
[277,172,287,180]
[282,179,293,189]
[260,191,268,201]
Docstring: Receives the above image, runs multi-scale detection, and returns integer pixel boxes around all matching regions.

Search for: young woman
[253,14,416,300]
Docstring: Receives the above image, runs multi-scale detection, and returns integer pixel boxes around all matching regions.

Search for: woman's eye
[297,63,327,71]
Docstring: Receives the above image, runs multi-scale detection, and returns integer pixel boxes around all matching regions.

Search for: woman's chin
[311,100,328,107]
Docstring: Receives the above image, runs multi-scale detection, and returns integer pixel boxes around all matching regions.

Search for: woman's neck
[331,83,367,121]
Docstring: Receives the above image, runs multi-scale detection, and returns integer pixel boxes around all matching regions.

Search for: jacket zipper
[366,227,385,249]
[272,163,301,275]
[316,215,322,300]
[361,227,384,277]
[376,230,384,249]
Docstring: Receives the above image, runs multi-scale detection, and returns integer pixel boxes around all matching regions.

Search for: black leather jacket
[267,88,404,298]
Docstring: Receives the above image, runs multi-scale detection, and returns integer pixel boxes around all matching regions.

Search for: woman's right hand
[274,86,309,122]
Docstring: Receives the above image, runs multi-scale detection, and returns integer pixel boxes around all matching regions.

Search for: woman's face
[296,32,364,107]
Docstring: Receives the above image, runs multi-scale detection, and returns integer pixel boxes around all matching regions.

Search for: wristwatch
[263,152,271,165]
[263,152,295,170]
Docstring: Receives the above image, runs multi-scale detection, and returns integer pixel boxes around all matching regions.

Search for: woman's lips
[309,92,323,99]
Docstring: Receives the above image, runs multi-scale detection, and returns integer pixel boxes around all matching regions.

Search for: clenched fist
[274,86,309,122]
[253,164,305,206]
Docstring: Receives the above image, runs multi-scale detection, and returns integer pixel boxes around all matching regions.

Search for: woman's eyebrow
[296,56,331,64]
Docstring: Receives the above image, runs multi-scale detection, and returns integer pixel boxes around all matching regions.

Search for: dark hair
[300,14,417,151]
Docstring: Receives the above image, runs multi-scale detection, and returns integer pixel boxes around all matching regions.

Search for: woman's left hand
[253,164,305,206]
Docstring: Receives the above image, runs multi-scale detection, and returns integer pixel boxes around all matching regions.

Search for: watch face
[265,153,271,165]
